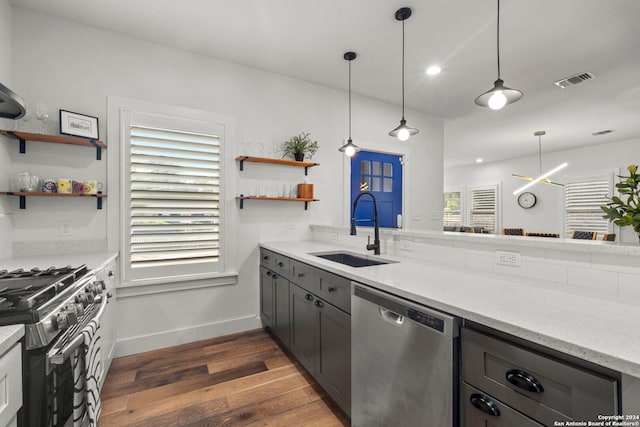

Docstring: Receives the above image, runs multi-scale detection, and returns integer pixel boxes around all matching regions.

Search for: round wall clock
[517,192,537,209]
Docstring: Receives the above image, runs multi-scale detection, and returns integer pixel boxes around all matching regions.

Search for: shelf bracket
[88,139,102,160]
[19,195,25,209]
[19,137,25,154]
[304,201,308,210]
[304,166,309,176]
[239,198,245,209]
[95,193,103,210]
[239,158,245,171]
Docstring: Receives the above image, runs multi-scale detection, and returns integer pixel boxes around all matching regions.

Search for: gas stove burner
[0,265,77,279]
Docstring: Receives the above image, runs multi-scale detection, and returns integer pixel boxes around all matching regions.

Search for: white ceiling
[10,0,640,167]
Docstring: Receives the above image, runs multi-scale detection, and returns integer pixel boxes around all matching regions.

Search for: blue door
[350,151,403,228]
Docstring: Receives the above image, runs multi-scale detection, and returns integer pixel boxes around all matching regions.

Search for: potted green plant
[281,132,318,161]
[601,164,640,242]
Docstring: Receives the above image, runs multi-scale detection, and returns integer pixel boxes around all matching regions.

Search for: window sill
[117,271,238,298]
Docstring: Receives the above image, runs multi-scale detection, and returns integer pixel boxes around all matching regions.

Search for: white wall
[445,138,640,235]
[9,7,444,355]
[0,0,13,259]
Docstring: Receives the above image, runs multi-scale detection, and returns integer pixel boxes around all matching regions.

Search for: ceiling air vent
[592,129,615,136]
[553,72,595,89]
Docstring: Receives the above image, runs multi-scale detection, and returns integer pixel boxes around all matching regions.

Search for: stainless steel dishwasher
[352,282,461,427]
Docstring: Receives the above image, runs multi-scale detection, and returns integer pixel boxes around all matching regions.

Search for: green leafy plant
[601,164,640,233]
[281,132,318,160]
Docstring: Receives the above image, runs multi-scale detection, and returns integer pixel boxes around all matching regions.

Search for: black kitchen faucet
[350,191,381,255]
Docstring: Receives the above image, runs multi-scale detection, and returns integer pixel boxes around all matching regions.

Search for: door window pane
[383,178,393,192]
[371,177,381,192]
[383,163,393,177]
[372,161,381,176]
[360,177,370,191]
[360,160,371,175]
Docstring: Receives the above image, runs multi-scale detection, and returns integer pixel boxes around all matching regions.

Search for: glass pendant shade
[475,79,523,110]
[339,51,361,156]
[388,119,418,141]
[475,0,523,110]
[339,138,360,157]
[389,7,419,141]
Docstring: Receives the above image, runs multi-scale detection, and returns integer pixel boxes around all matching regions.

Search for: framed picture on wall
[59,109,99,139]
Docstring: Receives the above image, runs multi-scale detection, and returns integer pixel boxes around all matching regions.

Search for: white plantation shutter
[564,175,612,236]
[123,111,225,281]
[469,187,497,233]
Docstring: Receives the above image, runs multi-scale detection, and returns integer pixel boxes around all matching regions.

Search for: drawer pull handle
[298,273,305,278]
[328,286,336,293]
[263,255,269,261]
[506,369,544,393]
[469,393,500,417]
[305,293,314,301]
[314,300,324,308]
[266,271,272,277]
[278,262,285,267]
[272,274,278,280]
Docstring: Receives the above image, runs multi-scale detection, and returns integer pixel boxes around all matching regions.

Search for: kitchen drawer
[290,259,319,293]
[272,253,291,280]
[462,327,618,425]
[260,248,276,270]
[316,269,351,314]
[0,342,22,427]
[463,383,543,427]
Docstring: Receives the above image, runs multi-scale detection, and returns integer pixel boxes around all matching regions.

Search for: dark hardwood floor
[99,328,350,426]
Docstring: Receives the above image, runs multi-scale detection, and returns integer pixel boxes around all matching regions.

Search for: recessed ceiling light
[476,158,483,163]
[426,66,441,76]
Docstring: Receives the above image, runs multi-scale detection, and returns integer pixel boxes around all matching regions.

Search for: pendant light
[339,51,361,157]
[475,0,523,110]
[389,7,419,141]
[512,131,568,195]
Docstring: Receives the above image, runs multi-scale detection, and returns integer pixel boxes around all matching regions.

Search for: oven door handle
[47,294,109,369]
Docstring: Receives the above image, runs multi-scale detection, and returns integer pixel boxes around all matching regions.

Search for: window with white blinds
[443,191,462,227]
[469,187,497,233]
[123,111,224,281]
[564,175,612,236]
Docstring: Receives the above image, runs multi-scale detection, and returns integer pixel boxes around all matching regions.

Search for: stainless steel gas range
[0,265,112,427]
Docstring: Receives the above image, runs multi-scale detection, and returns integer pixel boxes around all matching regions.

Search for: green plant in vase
[281,132,318,161]
[601,164,640,242]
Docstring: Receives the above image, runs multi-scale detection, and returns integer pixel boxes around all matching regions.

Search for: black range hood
[0,82,26,120]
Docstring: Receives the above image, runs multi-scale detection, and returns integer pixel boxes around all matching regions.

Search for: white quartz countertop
[0,252,118,273]
[261,240,640,378]
[0,325,24,356]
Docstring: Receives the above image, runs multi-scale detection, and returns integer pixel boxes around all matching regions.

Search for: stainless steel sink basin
[310,251,397,268]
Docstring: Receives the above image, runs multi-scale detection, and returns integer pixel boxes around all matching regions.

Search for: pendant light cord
[348,59,352,139]
[496,0,501,79]
[538,134,542,175]
[401,19,406,119]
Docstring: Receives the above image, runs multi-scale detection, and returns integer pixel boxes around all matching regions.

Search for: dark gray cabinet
[260,264,290,346]
[289,282,351,416]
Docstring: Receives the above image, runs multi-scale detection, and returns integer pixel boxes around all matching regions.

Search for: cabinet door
[272,275,290,348]
[289,283,318,375]
[260,267,275,327]
[100,261,117,387]
[315,300,351,416]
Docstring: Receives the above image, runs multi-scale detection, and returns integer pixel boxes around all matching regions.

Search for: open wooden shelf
[236,195,319,210]
[0,130,106,160]
[0,191,107,210]
[235,156,318,175]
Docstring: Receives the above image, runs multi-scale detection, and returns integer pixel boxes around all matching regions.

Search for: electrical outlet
[286,217,296,230]
[59,222,72,236]
[496,250,521,267]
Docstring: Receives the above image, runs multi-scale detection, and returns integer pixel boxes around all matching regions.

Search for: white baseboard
[114,314,262,358]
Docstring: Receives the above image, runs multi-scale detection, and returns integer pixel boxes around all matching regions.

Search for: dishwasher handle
[379,307,404,325]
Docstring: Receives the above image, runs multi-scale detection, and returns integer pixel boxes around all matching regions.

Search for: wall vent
[592,129,615,136]
[553,72,595,89]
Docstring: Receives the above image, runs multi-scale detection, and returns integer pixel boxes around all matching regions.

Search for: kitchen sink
[310,251,397,268]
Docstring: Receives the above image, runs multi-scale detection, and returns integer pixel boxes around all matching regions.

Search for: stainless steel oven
[0,265,111,427]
